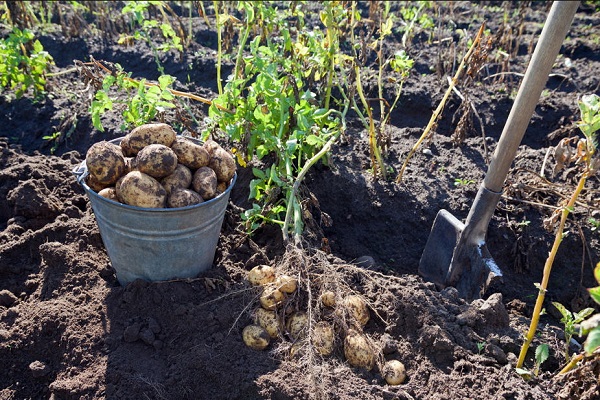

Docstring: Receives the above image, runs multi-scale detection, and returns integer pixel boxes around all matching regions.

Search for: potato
[275,275,298,294]
[170,137,210,169]
[242,324,270,350]
[344,329,375,370]
[167,188,203,208]
[192,166,218,200]
[321,291,336,308]
[136,144,178,179]
[209,147,236,183]
[260,284,285,311]
[248,265,276,286]
[254,308,280,339]
[216,181,228,195]
[312,321,335,356]
[85,173,110,192]
[98,187,119,202]
[126,123,176,154]
[289,339,307,359]
[124,157,137,173]
[86,141,126,185]
[120,135,135,157]
[161,164,192,194]
[203,138,222,156]
[342,295,370,328]
[118,171,167,208]
[382,360,406,385]
[286,311,308,340]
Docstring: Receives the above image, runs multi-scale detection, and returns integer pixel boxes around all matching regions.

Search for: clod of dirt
[0,290,18,307]
[7,180,62,220]
[456,293,510,335]
[28,361,49,378]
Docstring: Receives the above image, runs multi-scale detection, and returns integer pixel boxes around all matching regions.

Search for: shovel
[418,1,579,301]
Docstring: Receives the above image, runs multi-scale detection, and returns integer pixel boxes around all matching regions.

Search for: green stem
[516,172,588,369]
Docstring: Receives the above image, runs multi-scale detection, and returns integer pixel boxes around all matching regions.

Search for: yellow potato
[203,138,222,156]
[275,275,298,294]
[167,188,204,208]
[342,295,370,328]
[161,164,192,194]
[247,265,276,286]
[382,360,407,385]
[85,173,110,192]
[344,329,375,370]
[209,147,236,183]
[85,141,126,185]
[170,137,210,169]
[126,123,176,154]
[320,291,336,308]
[242,324,270,350]
[120,135,135,157]
[136,144,178,179]
[254,308,281,339]
[216,181,228,195]
[260,284,285,311]
[192,166,218,200]
[124,157,137,174]
[312,321,335,356]
[98,187,119,202]
[286,311,308,340]
[118,171,167,208]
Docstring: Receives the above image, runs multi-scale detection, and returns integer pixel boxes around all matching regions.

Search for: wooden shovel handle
[484,1,579,193]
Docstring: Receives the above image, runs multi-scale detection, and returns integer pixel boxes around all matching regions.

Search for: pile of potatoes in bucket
[84,123,236,208]
[242,265,407,386]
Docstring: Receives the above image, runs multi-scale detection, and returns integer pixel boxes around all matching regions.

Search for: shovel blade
[418,209,464,290]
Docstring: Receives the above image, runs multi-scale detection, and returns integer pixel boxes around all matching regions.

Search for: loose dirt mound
[1,2,600,399]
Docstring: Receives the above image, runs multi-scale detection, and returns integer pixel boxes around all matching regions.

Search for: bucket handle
[72,161,89,185]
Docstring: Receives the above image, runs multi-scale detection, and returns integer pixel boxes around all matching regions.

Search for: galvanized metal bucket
[72,136,236,286]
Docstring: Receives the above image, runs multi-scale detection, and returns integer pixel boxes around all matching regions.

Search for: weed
[559,262,600,374]
[552,302,594,362]
[589,217,600,232]
[453,177,476,187]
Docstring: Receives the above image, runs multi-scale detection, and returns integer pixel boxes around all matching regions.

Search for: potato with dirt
[247,265,276,286]
[382,360,407,385]
[167,188,204,208]
[192,166,218,200]
[117,171,167,208]
[209,147,236,183]
[254,308,281,339]
[286,311,308,340]
[135,144,178,179]
[260,284,285,311]
[98,187,119,202]
[160,164,192,194]
[85,141,126,185]
[312,321,335,356]
[341,295,370,328]
[344,329,375,370]
[170,137,210,169]
[124,123,177,155]
[242,325,270,350]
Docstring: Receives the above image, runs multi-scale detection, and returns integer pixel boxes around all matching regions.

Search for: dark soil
[1,2,600,399]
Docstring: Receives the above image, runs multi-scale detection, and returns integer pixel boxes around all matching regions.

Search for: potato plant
[205,1,344,240]
[0,27,53,99]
